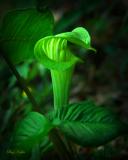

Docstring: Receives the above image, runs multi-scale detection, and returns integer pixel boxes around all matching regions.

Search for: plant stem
[0,50,39,111]
[31,143,40,160]
[51,66,74,110]
[49,128,73,160]
[50,66,77,159]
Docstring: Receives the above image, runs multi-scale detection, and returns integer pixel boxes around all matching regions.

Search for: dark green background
[0,0,128,159]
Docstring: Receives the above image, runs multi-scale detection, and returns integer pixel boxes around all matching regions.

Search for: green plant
[0,8,127,160]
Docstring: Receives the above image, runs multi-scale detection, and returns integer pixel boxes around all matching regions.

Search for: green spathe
[34,27,95,109]
[34,27,95,70]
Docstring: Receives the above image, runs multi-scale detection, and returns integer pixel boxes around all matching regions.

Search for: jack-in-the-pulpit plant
[34,27,95,109]
[1,8,127,159]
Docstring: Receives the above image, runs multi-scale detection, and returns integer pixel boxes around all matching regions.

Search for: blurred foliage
[0,8,54,63]
[0,0,128,159]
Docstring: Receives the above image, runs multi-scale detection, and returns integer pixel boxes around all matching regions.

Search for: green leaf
[34,27,95,71]
[0,8,54,64]
[54,100,127,147]
[12,112,53,151]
